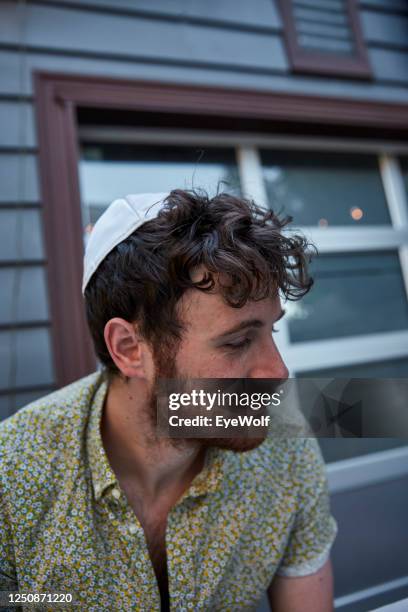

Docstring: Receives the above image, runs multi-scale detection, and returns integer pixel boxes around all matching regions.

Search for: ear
[103,318,151,380]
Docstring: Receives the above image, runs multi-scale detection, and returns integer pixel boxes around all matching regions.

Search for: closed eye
[224,326,279,351]
[224,337,252,351]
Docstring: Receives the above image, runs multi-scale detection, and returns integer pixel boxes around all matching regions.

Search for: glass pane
[297,357,408,378]
[287,251,408,342]
[297,359,408,462]
[260,150,390,227]
[79,143,241,242]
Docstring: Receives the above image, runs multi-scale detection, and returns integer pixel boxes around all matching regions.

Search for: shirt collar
[86,373,117,502]
[86,372,229,503]
[181,446,227,500]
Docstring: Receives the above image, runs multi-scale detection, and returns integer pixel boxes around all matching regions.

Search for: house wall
[1,1,408,609]
[2,0,408,412]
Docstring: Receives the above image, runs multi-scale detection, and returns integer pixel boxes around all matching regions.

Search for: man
[0,189,338,611]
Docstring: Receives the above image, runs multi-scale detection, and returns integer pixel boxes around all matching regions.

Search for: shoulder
[232,436,325,495]
[0,370,106,541]
[240,436,311,475]
[0,370,104,464]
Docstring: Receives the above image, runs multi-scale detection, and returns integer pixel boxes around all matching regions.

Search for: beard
[148,340,268,454]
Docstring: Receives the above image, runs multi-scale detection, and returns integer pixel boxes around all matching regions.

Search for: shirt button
[128,524,138,535]
[112,488,121,499]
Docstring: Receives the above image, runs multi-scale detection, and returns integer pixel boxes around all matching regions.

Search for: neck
[100,376,206,503]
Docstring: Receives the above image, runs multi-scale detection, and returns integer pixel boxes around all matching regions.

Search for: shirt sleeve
[275,436,338,577]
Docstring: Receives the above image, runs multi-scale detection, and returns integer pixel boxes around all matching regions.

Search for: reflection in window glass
[260,151,390,227]
[296,357,408,378]
[79,144,241,241]
[287,251,408,342]
[297,359,408,462]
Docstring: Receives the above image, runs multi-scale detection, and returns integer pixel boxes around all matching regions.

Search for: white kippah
[82,192,169,295]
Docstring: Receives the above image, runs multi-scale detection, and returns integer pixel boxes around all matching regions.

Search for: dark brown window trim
[34,72,408,387]
[278,0,372,79]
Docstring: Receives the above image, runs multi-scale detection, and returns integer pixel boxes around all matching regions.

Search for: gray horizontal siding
[2,49,408,106]
[0,3,288,72]
[371,48,408,84]
[361,10,408,49]
[31,0,283,29]
[0,328,55,389]
[0,386,55,421]
[0,266,49,324]
[360,0,408,12]
[33,0,408,20]
[0,248,55,419]
[0,153,39,202]
[0,3,407,99]
[0,101,36,148]
[0,0,52,415]
[0,208,45,259]
[293,6,348,25]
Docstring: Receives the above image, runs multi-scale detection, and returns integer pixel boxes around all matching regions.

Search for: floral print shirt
[0,370,338,611]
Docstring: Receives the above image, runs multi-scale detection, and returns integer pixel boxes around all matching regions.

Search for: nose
[247,337,289,381]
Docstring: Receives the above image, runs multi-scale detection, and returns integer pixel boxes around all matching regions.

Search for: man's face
[150,274,289,452]
[173,285,288,381]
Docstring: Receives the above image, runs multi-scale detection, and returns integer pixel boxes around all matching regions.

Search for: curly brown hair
[83,189,315,383]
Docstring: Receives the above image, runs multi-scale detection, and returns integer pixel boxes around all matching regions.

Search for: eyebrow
[213,308,286,341]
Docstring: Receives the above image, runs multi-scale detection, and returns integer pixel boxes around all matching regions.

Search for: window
[278,0,372,78]
[77,127,408,383]
[76,129,408,464]
[79,143,241,242]
[34,72,408,404]
[297,358,408,461]
[287,251,408,343]
[261,151,389,227]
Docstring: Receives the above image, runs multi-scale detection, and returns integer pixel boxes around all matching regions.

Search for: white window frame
[79,126,408,378]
